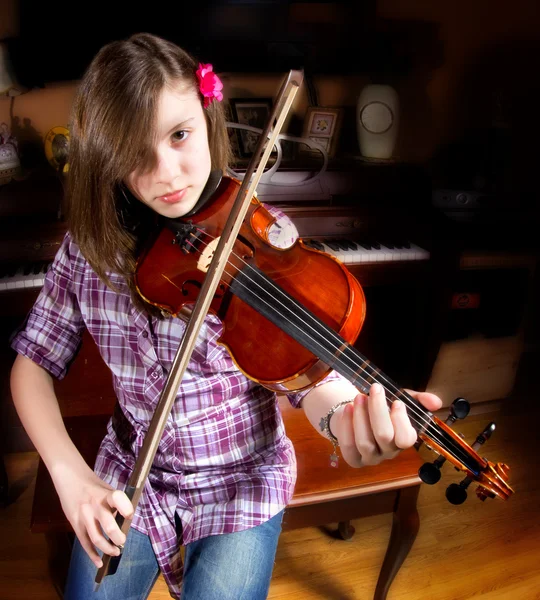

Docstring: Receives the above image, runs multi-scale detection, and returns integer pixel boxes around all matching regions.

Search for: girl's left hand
[331,383,442,468]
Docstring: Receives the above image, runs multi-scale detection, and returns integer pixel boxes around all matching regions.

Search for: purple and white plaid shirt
[11,205,343,597]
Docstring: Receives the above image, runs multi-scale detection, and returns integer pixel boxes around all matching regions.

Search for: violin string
[178,229,465,463]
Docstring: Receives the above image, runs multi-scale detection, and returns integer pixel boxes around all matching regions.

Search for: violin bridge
[197,237,220,273]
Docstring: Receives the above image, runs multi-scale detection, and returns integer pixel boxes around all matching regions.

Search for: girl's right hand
[53,467,134,568]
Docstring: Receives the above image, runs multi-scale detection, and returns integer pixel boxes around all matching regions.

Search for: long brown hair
[66,32,231,311]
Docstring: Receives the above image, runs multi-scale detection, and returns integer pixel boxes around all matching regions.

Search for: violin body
[135,176,366,392]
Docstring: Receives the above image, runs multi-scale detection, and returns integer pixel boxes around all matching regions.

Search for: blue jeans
[63,510,284,600]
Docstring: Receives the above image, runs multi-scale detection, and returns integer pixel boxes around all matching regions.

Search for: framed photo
[302,107,343,158]
[229,98,273,158]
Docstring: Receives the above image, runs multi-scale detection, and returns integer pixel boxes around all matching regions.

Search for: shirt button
[151,370,159,379]
[142,331,149,338]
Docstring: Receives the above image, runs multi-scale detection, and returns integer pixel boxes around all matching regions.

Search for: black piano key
[304,239,325,252]
[380,241,395,249]
[33,262,44,275]
[334,240,350,251]
[326,241,342,252]
[343,239,358,250]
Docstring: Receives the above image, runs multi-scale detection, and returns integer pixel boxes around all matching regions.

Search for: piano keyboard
[302,238,430,264]
[0,261,51,291]
[0,237,429,292]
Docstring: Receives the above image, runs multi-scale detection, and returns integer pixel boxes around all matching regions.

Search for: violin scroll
[416,397,513,503]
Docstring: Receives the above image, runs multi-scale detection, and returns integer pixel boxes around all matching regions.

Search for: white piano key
[321,243,346,263]
[409,243,430,260]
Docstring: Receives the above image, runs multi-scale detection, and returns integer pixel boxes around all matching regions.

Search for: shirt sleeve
[10,233,85,380]
[261,203,351,408]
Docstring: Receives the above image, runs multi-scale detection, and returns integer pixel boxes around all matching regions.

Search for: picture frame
[229,98,273,158]
[301,107,343,158]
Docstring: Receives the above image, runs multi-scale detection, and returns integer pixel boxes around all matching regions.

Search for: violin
[134,174,514,505]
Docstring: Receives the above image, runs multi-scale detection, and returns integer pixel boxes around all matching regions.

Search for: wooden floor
[1,402,539,600]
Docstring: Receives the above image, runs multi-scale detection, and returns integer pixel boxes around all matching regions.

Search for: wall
[380,0,540,195]
[2,0,540,170]
[0,0,18,39]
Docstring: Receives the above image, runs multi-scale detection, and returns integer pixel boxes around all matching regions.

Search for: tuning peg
[445,397,470,424]
[446,476,472,505]
[419,455,446,484]
[472,422,496,450]
[419,432,464,483]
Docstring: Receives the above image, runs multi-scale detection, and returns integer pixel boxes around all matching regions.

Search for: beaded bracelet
[319,399,354,467]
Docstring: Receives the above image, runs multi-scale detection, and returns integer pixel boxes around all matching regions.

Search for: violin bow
[94,69,304,589]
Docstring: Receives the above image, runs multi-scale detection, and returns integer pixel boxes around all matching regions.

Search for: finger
[335,402,364,468]
[366,383,396,456]
[106,489,134,520]
[391,400,418,449]
[97,504,127,548]
[404,389,443,411]
[73,525,104,569]
[353,393,381,465]
[80,503,121,558]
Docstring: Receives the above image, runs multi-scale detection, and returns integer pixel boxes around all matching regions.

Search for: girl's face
[126,83,212,219]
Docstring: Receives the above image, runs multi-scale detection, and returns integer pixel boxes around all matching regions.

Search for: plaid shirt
[11,204,343,598]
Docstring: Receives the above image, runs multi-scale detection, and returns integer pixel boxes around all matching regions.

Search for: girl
[9,33,441,600]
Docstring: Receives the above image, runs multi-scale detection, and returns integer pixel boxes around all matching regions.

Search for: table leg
[337,520,356,540]
[373,485,420,600]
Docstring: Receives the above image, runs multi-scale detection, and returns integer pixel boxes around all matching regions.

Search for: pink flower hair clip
[196,63,224,108]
